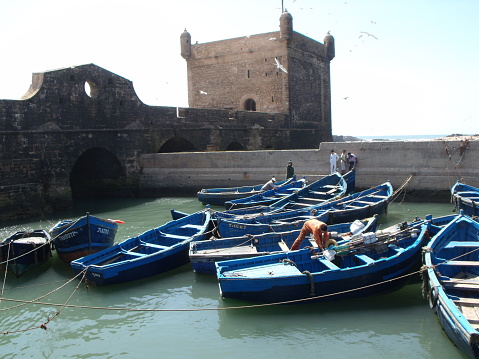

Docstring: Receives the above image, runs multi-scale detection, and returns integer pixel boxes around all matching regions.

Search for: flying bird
[199,90,208,95]
[274,58,288,73]
[359,31,378,40]
[269,37,277,41]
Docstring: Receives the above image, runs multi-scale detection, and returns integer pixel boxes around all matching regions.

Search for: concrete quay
[139,138,478,202]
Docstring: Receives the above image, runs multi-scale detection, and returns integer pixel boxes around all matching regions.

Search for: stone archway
[70,148,126,199]
[159,137,197,153]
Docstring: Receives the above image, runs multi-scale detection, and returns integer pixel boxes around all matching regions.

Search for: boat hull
[0,230,52,277]
[217,221,427,303]
[71,210,211,285]
[50,214,118,263]
[423,215,479,358]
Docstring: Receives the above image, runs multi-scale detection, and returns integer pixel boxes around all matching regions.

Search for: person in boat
[290,219,330,251]
[329,150,339,174]
[261,177,277,191]
[286,160,294,179]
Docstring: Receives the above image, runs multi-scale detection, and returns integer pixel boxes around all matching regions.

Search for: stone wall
[140,139,478,202]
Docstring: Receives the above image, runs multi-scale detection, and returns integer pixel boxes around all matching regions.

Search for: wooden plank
[445,241,479,249]
[461,305,479,321]
[278,241,290,251]
[454,297,479,306]
[441,261,479,267]
[308,238,318,248]
[355,254,375,265]
[442,282,479,290]
[319,258,339,270]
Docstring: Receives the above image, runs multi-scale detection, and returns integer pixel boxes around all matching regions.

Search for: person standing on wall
[348,152,358,170]
[286,160,295,179]
[340,150,348,174]
[329,150,339,174]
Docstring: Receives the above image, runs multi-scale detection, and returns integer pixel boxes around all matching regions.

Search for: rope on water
[0,267,89,334]
[3,236,479,331]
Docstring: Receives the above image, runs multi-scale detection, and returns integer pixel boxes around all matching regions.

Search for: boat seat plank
[181,224,203,230]
[442,282,479,290]
[303,197,326,202]
[460,306,479,322]
[441,277,479,285]
[319,258,339,270]
[444,241,479,249]
[160,233,190,240]
[278,241,290,251]
[121,250,145,257]
[441,261,479,267]
[355,254,375,265]
[308,238,318,248]
[454,297,479,306]
[354,200,374,205]
[141,242,169,250]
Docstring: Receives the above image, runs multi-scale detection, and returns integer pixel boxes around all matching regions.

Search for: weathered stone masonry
[0,11,336,221]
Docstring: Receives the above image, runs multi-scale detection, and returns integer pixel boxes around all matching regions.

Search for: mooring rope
[0,268,89,334]
[389,174,414,203]
[1,224,476,334]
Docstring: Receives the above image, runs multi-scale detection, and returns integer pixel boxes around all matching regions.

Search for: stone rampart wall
[140,139,477,201]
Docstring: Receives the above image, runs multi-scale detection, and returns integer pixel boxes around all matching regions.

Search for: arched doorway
[70,148,126,199]
[244,98,256,111]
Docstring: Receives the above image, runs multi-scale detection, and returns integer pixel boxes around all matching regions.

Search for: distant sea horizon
[355,134,448,141]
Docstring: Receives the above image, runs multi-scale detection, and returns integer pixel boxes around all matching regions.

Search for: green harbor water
[0,197,469,359]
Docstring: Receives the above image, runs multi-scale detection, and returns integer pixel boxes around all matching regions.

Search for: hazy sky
[1,0,478,137]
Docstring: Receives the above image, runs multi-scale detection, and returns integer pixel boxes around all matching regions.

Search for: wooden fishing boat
[197,176,296,207]
[0,230,52,277]
[214,172,347,221]
[451,181,479,217]
[216,219,428,303]
[423,214,479,358]
[224,177,307,210]
[215,181,393,238]
[70,210,211,285]
[189,216,378,274]
[50,213,121,263]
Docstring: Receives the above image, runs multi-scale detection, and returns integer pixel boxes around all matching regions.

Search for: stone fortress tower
[181,10,335,143]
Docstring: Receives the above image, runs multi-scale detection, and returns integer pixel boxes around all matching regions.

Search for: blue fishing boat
[50,213,121,263]
[214,172,347,221]
[224,177,307,210]
[197,176,296,207]
[189,216,378,274]
[216,219,428,303]
[423,214,479,358]
[451,181,479,217]
[0,230,52,277]
[224,170,356,210]
[216,181,393,237]
[70,210,211,285]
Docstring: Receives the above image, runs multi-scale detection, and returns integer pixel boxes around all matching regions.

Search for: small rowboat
[0,230,52,277]
[71,210,211,285]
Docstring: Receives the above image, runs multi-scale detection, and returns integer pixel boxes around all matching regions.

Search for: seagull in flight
[274,58,288,73]
[359,31,378,40]
[199,90,208,95]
